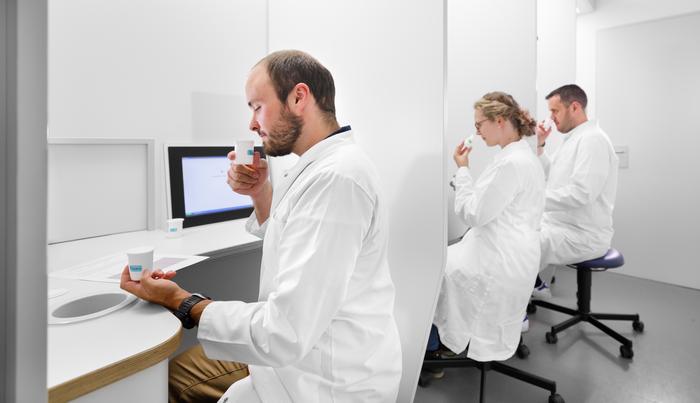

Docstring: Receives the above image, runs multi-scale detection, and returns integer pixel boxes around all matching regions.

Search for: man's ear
[570,101,581,113]
[288,83,311,112]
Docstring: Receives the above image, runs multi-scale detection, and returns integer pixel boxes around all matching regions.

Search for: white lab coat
[539,120,618,269]
[197,130,402,403]
[434,139,545,361]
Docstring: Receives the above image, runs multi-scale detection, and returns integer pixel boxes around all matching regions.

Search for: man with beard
[120,50,402,403]
[531,84,618,299]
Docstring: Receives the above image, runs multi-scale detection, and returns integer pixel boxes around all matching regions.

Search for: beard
[261,106,303,157]
[556,110,575,133]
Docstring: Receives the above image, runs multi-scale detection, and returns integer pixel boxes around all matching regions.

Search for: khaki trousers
[169,344,249,403]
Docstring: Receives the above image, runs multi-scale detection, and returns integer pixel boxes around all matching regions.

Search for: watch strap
[173,293,210,329]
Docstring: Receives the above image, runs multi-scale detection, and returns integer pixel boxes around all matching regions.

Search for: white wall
[267,1,446,401]
[48,0,268,230]
[2,0,48,402]
[595,13,700,289]
[536,0,577,155]
[577,0,700,289]
[577,0,700,117]
[446,0,537,241]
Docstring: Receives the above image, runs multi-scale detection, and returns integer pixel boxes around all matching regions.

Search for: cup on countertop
[234,140,255,165]
[126,246,154,281]
[166,218,184,238]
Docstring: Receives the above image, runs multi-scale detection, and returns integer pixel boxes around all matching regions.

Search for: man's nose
[249,116,259,132]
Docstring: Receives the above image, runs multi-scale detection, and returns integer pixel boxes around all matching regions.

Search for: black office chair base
[528,265,644,359]
[421,345,564,403]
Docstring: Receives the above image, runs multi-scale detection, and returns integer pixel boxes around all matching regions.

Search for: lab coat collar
[271,128,354,212]
[296,127,353,168]
[494,138,530,161]
[563,119,598,142]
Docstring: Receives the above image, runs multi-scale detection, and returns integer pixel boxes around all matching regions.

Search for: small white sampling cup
[463,134,475,148]
[126,246,154,281]
[234,140,255,165]
[543,118,554,131]
[166,218,184,238]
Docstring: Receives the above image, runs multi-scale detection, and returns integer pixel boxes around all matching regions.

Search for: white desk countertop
[47,219,263,401]
[48,219,261,272]
[47,277,182,400]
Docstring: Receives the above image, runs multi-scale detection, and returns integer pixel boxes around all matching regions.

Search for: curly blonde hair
[474,92,536,137]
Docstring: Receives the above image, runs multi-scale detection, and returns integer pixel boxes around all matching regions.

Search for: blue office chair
[528,248,644,358]
[420,337,564,403]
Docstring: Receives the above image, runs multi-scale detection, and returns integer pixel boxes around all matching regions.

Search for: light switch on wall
[615,145,629,168]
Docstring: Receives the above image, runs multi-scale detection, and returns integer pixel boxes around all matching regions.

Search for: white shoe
[521,315,530,333]
[532,281,552,299]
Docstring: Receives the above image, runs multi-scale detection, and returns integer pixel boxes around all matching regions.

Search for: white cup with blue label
[234,140,255,165]
[126,246,154,281]
[166,218,184,238]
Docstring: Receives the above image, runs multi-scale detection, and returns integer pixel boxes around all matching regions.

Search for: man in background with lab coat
[532,84,619,298]
[121,50,402,403]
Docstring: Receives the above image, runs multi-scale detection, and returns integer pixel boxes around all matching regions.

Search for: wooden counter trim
[48,327,182,403]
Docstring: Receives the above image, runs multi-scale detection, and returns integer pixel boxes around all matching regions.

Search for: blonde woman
[428,92,545,370]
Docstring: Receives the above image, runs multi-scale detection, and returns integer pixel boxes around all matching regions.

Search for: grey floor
[413,268,700,403]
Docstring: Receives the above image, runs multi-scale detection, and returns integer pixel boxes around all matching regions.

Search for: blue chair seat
[572,248,624,270]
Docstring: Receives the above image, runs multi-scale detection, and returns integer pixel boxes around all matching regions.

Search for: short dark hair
[546,84,588,109]
[257,50,337,123]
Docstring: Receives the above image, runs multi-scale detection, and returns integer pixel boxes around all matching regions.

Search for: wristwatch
[173,293,211,329]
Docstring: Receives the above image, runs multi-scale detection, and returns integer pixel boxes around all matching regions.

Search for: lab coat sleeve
[454,162,519,227]
[545,136,610,211]
[198,173,373,367]
[245,210,268,239]
[538,151,552,178]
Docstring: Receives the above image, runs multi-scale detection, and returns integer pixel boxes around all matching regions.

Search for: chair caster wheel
[527,303,537,314]
[549,393,565,403]
[516,343,530,359]
[418,373,431,388]
[545,332,558,344]
[620,344,634,359]
[633,320,645,333]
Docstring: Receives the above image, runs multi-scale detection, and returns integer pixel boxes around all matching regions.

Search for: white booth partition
[446,0,538,241]
[2,0,49,402]
[268,1,447,401]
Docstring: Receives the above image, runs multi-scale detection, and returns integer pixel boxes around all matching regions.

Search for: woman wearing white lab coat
[432,92,545,361]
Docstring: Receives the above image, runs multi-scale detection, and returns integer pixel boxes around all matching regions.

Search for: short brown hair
[474,91,536,138]
[546,84,588,109]
[257,50,337,123]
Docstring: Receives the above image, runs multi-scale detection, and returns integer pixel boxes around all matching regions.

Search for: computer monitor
[166,145,265,228]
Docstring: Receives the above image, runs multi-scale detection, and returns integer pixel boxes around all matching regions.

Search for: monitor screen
[167,146,264,228]
[181,155,252,217]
